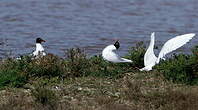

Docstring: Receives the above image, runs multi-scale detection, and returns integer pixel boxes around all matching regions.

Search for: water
[0,0,198,58]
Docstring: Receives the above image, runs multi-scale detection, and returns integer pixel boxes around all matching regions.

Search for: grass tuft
[31,84,58,110]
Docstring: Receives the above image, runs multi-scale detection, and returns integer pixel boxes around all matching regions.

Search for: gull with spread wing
[140,32,196,71]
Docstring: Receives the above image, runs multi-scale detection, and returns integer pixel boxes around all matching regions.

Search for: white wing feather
[120,58,133,63]
[105,52,132,63]
[156,33,195,63]
[144,32,157,67]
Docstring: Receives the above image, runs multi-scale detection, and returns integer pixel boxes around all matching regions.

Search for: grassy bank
[0,43,197,110]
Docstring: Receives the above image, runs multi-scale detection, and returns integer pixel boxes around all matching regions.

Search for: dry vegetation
[1,71,198,110]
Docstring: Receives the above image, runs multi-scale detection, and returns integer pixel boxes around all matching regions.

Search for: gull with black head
[32,37,46,57]
[102,40,132,63]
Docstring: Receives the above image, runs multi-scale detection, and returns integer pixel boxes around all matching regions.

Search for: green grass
[156,45,198,85]
[0,43,197,89]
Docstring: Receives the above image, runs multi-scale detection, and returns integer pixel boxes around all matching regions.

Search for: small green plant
[65,48,91,77]
[28,54,65,78]
[126,42,146,68]
[191,45,198,75]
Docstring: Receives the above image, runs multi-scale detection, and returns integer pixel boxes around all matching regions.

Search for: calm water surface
[0,0,198,58]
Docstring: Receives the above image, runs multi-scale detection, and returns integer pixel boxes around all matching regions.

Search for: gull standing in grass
[16,38,46,60]
[32,38,46,58]
[102,41,132,63]
[140,32,196,71]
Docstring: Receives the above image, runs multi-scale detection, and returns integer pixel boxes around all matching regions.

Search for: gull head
[114,40,120,49]
[36,38,46,44]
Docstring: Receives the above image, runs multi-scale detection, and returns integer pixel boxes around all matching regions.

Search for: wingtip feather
[186,33,196,38]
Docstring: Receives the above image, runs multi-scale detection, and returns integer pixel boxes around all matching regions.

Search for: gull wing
[156,33,196,63]
[111,52,132,63]
[120,58,133,63]
[144,32,157,67]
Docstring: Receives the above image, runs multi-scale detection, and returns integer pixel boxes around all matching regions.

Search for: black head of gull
[114,40,120,49]
[36,38,45,43]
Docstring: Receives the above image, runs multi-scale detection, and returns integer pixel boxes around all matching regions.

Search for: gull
[102,41,132,63]
[140,32,196,71]
[15,38,46,60]
[32,38,46,58]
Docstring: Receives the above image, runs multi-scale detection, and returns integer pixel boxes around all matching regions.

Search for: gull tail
[139,68,145,71]
[121,58,133,63]
[139,66,152,71]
